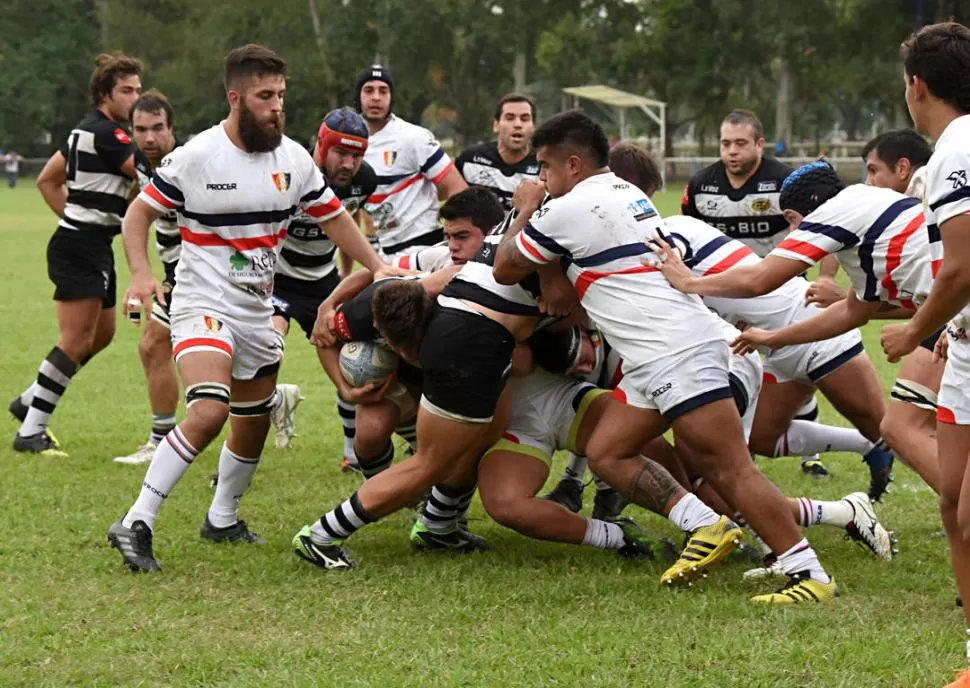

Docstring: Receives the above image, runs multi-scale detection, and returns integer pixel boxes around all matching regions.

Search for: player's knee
[355,404,398,446]
[481,491,527,532]
[138,326,170,368]
[878,414,903,452]
[184,382,231,434]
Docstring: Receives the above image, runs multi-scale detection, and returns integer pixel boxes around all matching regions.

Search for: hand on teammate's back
[646,233,695,293]
[730,327,776,356]
[805,276,847,308]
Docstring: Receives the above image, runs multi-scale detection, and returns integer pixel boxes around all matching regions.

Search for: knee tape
[185,382,231,408]
[229,391,277,417]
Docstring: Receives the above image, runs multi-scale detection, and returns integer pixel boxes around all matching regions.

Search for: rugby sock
[310,492,376,546]
[207,444,260,528]
[148,412,177,446]
[336,398,357,465]
[793,497,854,528]
[581,518,625,549]
[776,537,830,584]
[124,426,198,530]
[667,493,720,532]
[357,441,394,479]
[863,444,894,471]
[744,525,773,555]
[18,347,78,437]
[773,421,873,457]
[18,383,38,407]
[367,234,381,250]
[563,452,588,485]
[421,484,476,533]
[395,418,417,453]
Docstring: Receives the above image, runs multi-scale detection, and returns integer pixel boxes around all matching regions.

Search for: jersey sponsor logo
[339,137,365,149]
[751,198,771,212]
[271,295,290,312]
[757,181,777,192]
[206,183,237,191]
[946,169,968,189]
[114,128,131,145]
[160,156,172,167]
[383,150,398,167]
[472,155,493,165]
[651,382,673,398]
[628,198,657,221]
[229,251,249,270]
[203,315,223,333]
[272,171,291,192]
[526,165,539,174]
[701,184,719,193]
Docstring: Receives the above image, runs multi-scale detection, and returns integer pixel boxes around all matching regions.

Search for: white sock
[776,537,830,584]
[124,427,198,530]
[19,382,38,406]
[774,420,873,457]
[793,497,854,528]
[581,518,625,549]
[563,453,588,485]
[207,443,260,528]
[667,493,720,532]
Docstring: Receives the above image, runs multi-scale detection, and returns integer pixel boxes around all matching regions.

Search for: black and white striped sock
[310,492,376,545]
[18,347,77,437]
[357,441,394,479]
[421,484,477,534]
[149,412,177,446]
[395,418,417,453]
[336,398,357,464]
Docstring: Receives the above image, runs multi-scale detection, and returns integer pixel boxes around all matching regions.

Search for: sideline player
[494,111,838,603]
[354,64,466,257]
[456,94,539,211]
[269,107,378,450]
[875,22,970,673]
[113,90,182,465]
[11,53,144,456]
[106,44,388,573]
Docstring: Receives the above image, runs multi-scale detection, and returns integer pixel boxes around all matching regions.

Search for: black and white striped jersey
[682,157,793,257]
[277,161,378,282]
[439,206,542,316]
[456,141,539,212]
[136,139,185,268]
[58,109,143,236]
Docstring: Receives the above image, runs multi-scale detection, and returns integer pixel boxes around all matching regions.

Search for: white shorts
[762,329,864,385]
[613,340,734,421]
[938,327,970,425]
[729,348,762,443]
[170,310,284,381]
[485,371,608,466]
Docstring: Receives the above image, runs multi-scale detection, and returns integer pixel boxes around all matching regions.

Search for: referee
[10,52,146,456]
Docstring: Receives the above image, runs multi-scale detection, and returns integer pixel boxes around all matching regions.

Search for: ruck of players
[9,19,970,686]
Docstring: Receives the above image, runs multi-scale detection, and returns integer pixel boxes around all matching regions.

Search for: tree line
[0,0,966,157]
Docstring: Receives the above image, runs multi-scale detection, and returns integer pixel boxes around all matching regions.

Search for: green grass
[0,185,961,686]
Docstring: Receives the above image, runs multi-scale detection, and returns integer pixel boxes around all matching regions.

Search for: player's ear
[895,157,912,181]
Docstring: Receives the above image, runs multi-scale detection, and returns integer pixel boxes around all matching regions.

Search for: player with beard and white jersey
[106,45,392,574]
[496,111,839,603]
[112,90,184,466]
[267,107,379,451]
[456,94,539,212]
[353,65,467,258]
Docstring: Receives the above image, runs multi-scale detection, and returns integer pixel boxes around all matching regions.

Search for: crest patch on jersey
[203,315,223,333]
[114,128,131,145]
[751,198,771,212]
[272,172,291,192]
[383,151,398,167]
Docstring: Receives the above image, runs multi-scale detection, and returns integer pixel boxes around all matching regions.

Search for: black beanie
[353,64,394,114]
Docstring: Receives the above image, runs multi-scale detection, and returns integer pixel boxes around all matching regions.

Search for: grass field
[0,183,961,687]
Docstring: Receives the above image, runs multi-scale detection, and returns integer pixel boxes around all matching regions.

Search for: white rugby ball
[339,341,399,387]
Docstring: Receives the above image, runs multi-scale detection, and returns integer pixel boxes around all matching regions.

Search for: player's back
[773,184,931,309]
[519,172,723,365]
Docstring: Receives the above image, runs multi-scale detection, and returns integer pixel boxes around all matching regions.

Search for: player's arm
[494,180,550,285]
[732,288,881,354]
[320,210,384,274]
[817,254,840,279]
[338,210,365,277]
[311,270,375,348]
[651,235,806,297]
[418,264,460,297]
[36,151,68,218]
[434,165,467,200]
[121,198,167,317]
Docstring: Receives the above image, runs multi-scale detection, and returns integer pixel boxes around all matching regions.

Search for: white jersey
[442,233,541,316]
[925,115,970,330]
[771,184,932,310]
[906,165,927,201]
[140,123,343,321]
[514,172,724,366]
[391,242,453,272]
[663,215,806,332]
[364,115,453,256]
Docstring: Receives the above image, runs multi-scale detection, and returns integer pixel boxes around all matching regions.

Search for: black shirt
[456,140,539,212]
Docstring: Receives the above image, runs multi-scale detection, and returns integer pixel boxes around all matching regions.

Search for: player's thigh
[140,318,173,361]
[55,298,102,343]
[939,423,970,512]
[585,396,667,463]
[670,397,750,477]
[271,315,290,337]
[814,352,885,439]
[890,345,944,412]
[567,389,612,457]
[748,380,813,454]
[478,447,551,517]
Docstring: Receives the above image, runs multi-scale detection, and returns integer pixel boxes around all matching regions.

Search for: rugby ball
[339,341,398,387]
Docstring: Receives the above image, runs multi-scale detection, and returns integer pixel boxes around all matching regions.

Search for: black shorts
[920,327,946,353]
[272,271,340,338]
[419,305,516,422]
[47,227,116,308]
